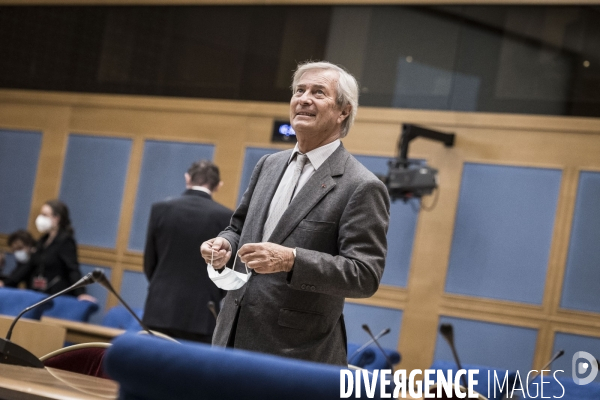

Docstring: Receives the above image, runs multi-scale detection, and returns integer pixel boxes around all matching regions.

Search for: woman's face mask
[35,214,53,233]
[207,249,251,291]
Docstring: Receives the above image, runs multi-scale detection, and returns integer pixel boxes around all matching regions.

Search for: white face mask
[35,214,53,233]
[14,249,30,263]
[207,249,251,291]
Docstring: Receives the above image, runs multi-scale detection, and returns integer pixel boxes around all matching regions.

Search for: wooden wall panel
[1,88,599,373]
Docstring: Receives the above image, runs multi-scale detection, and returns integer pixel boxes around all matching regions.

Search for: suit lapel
[252,151,292,242]
[267,145,349,244]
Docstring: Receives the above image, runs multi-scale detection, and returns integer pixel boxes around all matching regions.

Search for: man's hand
[201,237,232,269]
[238,243,295,274]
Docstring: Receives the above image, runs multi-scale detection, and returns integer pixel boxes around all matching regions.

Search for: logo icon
[572,351,598,385]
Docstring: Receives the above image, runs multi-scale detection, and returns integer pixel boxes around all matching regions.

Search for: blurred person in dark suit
[0,229,36,288]
[143,160,233,343]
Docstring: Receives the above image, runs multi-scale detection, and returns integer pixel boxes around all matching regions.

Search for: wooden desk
[0,363,118,400]
[0,315,66,358]
[41,318,125,344]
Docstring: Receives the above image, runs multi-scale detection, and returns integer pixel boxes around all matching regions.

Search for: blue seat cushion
[44,296,99,322]
[348,342,376,367]
[348,342,401,371]
[101,306,143,330]
[0,287,53,320]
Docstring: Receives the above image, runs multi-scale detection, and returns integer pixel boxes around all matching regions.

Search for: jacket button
[311,286,316,291]
[234,299,239,306]
[301,284,306,290]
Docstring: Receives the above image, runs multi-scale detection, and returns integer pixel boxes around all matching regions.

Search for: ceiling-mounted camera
[380,124,455,203]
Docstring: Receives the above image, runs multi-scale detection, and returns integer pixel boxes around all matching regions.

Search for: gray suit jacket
[214,144,390,365]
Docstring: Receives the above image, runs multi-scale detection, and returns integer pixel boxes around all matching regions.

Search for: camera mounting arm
[398,124,455,166]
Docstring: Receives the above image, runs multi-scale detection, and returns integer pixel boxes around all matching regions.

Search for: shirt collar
[190,186,212,195]
[288,139,341,171]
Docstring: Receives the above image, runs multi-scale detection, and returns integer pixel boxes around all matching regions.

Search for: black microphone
[90,269,154,336]
[348,327,391,365]
[1,271,98,368]
[362,324,394,369]
[207,301,218,321]
[439,323,468,389]
[527,349,565,387]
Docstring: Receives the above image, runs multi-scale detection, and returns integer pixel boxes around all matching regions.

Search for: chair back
[104,334,389,400]
[42,342,111,379]
[347,342,401,371]
[0,287,53,320]
[44,296,99,322]
[101,306,143,330]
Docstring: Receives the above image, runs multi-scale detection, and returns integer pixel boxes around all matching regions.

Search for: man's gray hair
[291,61,359,138]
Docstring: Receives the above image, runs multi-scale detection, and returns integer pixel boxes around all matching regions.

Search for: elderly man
[200,61,390,366]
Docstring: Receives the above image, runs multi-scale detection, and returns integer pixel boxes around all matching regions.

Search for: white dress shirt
[265,139,341,221]
[190,186,212,195]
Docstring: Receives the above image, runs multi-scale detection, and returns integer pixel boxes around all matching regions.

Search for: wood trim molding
[2,90,600,136]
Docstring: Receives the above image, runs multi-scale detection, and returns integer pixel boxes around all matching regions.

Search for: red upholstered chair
[40,342,111,379]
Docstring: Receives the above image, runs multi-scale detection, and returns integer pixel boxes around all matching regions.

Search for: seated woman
[0,229,37,288]
[28,200,88,298]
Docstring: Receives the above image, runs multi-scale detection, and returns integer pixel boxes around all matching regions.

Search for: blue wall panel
[561,172,600,313]
[128,141,214,251]
[119,270,149,311]
[80,264,111,325]
[60,135,132,248]
[354,155,419,288]
[446,163,562,304]
[434,316,538,373]
[343,302,402,350]
[552,332,600,383]
[237,147,279,205]
[0,130,42,234]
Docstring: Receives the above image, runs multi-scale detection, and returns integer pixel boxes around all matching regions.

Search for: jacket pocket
[278,308,328,333]
[297,220,335,233]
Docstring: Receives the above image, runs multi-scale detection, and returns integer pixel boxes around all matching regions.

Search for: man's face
[289,69,348,139]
